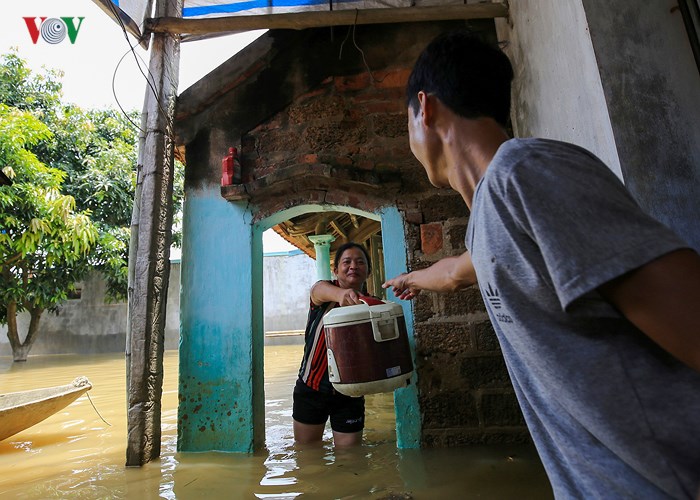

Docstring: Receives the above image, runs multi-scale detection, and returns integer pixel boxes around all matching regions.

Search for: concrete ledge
[264,330,304,346]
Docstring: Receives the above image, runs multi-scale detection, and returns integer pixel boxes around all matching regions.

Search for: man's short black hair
[407,30,514,127]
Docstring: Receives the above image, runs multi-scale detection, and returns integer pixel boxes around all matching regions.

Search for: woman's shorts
[292,379,365,433]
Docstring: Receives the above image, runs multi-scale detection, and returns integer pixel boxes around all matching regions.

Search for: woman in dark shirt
[293,242,372,447]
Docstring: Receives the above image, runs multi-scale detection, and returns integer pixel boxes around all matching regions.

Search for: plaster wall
[262,252,316,332]
[0,264,181,357]
[581,0,700,249]
[495,0,622,178]
[178,186,263,453]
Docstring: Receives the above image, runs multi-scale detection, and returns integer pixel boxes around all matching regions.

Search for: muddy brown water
[0,345,552,499]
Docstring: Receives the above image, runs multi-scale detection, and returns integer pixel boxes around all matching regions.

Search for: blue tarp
[95,0,456,41]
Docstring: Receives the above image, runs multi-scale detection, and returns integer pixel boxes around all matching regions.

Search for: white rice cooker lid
[323,300,403,326]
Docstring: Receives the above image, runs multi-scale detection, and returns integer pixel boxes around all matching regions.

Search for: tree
[0,104,97,361]
[1,52,138,303]
[0,52,183,360]
[0,52,184,360]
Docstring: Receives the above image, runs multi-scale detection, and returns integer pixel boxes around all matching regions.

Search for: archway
[177,190,419,452]
[254,203,420,450]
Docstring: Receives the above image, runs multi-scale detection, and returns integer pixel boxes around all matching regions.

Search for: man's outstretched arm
[598,248,700,373]
[382,251,477,300]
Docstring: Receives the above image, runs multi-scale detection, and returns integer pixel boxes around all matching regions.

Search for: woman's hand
[337,288,363,306]
[311,281,364,306]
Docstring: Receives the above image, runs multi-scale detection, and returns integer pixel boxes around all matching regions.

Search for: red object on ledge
[221,147,242,186]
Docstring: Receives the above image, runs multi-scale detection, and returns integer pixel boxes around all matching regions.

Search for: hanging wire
[105,0,176,140]
[112,48,147,133]
[338,10,385,85]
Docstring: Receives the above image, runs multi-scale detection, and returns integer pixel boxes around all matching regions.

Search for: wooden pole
[126,0,182,467]
[145,3,509,36]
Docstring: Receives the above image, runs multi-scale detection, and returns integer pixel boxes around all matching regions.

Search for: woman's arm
[382,251,477,300]
[310,281,365,306]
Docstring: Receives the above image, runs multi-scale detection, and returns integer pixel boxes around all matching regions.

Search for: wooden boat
[0,376,92,441]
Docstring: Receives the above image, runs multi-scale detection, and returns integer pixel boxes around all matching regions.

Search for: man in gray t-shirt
[384,32,700,499]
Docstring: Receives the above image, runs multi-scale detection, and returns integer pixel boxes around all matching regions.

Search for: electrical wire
[105,0,176,141]
[112,48,147,133]
[338,10,385,85]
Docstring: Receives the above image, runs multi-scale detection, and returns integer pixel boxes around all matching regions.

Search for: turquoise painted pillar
[308,234,335,280]
[380,206,421,449]
[177,186,262,452]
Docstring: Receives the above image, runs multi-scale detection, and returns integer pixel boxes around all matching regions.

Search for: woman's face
[334,247,369,290]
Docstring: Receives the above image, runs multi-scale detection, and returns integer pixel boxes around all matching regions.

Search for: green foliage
[0,104,97,324]
[0,52,183,313]
[0,52,62,119]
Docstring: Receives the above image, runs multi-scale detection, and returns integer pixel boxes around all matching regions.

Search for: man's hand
[383,251,477,300]
[383,273,421,301]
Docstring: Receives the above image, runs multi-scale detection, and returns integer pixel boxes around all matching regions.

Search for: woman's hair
[333,242,372,273]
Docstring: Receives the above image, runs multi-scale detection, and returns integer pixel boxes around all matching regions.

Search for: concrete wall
[263,251,316,332]
[497,0,700,250]
[0,264,181,357]
[495,0,622,177]
[0,253,314,357]
[582,0,700,250]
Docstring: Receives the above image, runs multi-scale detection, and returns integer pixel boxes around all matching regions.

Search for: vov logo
[23,17,85,45]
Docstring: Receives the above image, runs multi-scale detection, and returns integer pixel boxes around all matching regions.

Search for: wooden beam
[145,3,508,36]
[126,0,181,467]
[330,219,347,241]
[348,219,381,244]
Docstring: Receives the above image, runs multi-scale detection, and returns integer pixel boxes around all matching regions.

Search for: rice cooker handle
[359,295,384,306]
[370,311,400,342]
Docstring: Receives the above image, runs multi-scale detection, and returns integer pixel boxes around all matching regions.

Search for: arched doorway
[177,192,418,452]
[254,204,420,450]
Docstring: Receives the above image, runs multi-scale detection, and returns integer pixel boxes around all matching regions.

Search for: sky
[1,0,296,253]
[1,0,266,110]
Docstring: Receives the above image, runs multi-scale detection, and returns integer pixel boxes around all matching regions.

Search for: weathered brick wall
[402,193,528,446]
[239,65,424,219]
[177,21,530,447]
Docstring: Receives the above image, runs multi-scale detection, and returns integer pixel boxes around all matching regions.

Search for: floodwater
[0,346,552,499]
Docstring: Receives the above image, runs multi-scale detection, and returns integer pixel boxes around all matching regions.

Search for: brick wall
[239,65,422,219]
[405,194,528,446]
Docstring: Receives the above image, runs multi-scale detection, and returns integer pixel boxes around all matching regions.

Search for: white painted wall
[497,0,700,250]
[262,251,317,332]
[1,251,316,356]
[581,0,700,249]
[495,0,622,178]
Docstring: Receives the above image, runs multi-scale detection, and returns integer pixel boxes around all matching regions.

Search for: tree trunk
[5,302,44,362]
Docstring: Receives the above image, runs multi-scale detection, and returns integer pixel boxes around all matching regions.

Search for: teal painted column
[380,206,421,449]
[308,234,335,280]
[178,186,261,452]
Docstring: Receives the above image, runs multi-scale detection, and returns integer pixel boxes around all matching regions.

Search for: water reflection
[0,346,551,499]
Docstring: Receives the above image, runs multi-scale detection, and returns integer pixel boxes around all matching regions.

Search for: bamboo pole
[145,3,508,36]
[126,0,181,467]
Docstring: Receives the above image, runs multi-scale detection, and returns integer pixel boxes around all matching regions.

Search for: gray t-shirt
[466,138,700,499]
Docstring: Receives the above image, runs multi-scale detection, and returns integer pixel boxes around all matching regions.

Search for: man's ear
[417,91,434,127]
